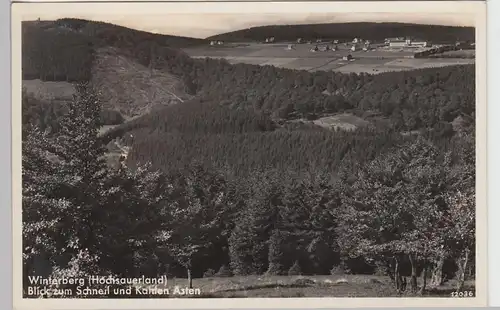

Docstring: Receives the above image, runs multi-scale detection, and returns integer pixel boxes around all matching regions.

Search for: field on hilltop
[198,22,475,75]
[311,113,371,131]
[183,42,475,74]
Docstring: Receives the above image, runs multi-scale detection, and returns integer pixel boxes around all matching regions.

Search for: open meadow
[133,275,476,298]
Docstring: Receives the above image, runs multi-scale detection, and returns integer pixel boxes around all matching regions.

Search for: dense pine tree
[22,84,108,293]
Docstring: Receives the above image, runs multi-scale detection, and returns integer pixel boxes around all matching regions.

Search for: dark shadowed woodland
[22,19,475,298]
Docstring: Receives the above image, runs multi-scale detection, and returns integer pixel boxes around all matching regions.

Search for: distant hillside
[55,18,206,48]
[22,18,204,121]
[23,18,206,49]
[22,19,206,82]
[207,22,475,43]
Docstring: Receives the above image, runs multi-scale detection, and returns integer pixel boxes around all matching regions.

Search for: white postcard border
[10,1,488,309]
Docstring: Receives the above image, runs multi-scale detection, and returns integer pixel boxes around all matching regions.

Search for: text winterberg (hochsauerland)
[28,275,169,286]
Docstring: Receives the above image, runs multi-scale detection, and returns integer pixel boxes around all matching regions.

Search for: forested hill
[22,18,205,82]
[23,19,206,49]
[207,22,475,43]
[97,62,474,177]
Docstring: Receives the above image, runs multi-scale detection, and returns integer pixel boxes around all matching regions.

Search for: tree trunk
[394,258,400,291]
[409,254,418,293]
[419,262,428,295]
[456,248,470,292]
[394,257,404,293]
[187,267,193,289]
[431,255,445,287]
[386,260,395,283]
[468,261,475,279]
[401,276,407,292]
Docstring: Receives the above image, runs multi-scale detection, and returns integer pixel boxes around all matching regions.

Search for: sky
[21,10,476,39]
[101,13,476,38]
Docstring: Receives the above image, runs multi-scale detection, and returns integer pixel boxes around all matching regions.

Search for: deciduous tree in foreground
[337,138,475,294]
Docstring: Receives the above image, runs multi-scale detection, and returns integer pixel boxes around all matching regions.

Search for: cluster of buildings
[352,38,367,44]
[304,37,374,54]
[385,37,430,48]
[309,44,339,52]
[205,35,463,61]
[209,36,437,50]
[209,40,224,46]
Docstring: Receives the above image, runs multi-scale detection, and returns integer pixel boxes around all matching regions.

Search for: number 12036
[451,291,474,297]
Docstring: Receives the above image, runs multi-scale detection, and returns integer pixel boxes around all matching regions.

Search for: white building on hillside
[385,37,405,44]
[389,38,429,48]
[411,40,429,47]
[318,45,330,52]
[342,54,353,61]
[389,40,408,48]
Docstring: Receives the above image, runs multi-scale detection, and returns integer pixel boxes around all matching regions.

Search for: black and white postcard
[11,1,488,308]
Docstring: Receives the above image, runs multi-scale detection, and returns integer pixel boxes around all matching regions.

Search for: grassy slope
[91,46,191,118]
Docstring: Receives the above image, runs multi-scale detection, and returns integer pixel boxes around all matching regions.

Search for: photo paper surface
[11,1,488,308]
